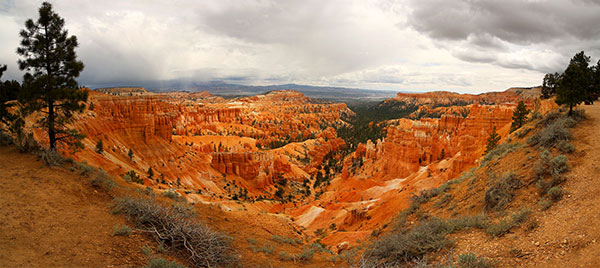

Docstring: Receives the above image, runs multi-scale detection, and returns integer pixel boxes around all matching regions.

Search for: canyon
[50,87,553,249]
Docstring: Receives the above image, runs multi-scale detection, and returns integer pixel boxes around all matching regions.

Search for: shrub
[15,132,39,153]
[90,171,116,191]
[485,209,530,237]
[278,251,293,261]
[368,218,453,264]
[123,170,143,184]
[297,247,316,262]
[556,140,575,153]
[547,187,564,202]
[457,252,493,268]
[272,235,301,245]
[112,197,236,267]
[481,143,522,166]
[143,258,187,268]
[162,190,180,200]
[37,149,64,166]
[75,161,95,176]
[550,155,569,177]
[112,224,132,236]
[251,244,274,255]
[538,199,553,211]
[484,173,522,211]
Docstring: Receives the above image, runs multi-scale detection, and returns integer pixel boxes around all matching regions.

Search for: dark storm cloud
[407,0,600,45]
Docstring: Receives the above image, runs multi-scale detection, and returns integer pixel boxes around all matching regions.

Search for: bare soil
[0,146,153,267]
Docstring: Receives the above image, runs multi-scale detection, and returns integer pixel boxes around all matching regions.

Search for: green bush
[556,140,575,153]
[278,251,294,261]
[547,187,564,202]
[481,143,522,166]
[457,252,493,268]
[89,171,116,191]
[143,258,187,268]
[37,149,64,166]
[485,209,530,237]
[112,224,132,236]
[484,173,522,211]
[297,247,316,262]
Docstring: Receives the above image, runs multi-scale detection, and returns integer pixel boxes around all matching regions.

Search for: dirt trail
[0,146,152,267]
[527,103,600,267]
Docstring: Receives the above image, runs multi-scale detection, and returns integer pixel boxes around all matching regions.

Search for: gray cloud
[0,0,598,93]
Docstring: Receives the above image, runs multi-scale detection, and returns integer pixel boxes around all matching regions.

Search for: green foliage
[17,2,88,150]
[143,258,187,268]
[122,170,143,184]
[37,148,64,166]
[484,126,501,154]
[162,190,180,200]
[542,72,561,99]
[0,65,21,133]
[547,186,564,202]
[89,170,116,191]
[481,143,522,166]
[527,113,578,148]
[457,253,493,268]
[484,172,522,211]
[271,235,302,245]
[95,140,103,154]
[112,224,132,236]
[147,167,154,178]
[485,209,531,237]
[510,101,530,132]
[128,148,134,159]
[278,251,294,261]
[556,51,592,114]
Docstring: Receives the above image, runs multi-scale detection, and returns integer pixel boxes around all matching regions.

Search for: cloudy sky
[1,0,599,93]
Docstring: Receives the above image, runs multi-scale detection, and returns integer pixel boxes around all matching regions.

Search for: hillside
[0,146,154,267]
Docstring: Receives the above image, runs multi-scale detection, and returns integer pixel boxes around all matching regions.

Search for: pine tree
[556,51,591,115]
[147,167,154,179]
[541,72,560,99]
[485,126,501,154]
[0,65,21,131]
[440,148,445,160]
[95,140,103,154]
[128,148,134,159]
[17,2,87,150]
[510,101,530,132]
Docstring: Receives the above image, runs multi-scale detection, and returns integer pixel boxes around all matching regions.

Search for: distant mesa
[95,87,149,96]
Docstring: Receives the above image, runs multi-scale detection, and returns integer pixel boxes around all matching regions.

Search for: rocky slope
[53,87,551,250]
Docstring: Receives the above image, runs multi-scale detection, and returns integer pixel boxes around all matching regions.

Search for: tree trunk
[48,100,56,150]
[569,104,573,116]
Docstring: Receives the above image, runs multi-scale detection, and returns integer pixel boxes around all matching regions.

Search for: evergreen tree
[510,101,530,132]
[556,51,591,115]
[95,139,103,154]
[128,148,134,159]
[439,148,445,160]
[17,2,87,150]
[485,126,501,154]
[0,65,21,131]
[147,167,154,179]
[541,72,560,99]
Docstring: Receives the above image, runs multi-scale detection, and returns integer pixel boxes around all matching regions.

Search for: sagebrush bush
[278,251,293,261]
[484,172,522,211]
[143,258,187,268]
[481,143,522,166]
[37,149,64,166]
[457,252,493,268]
[112,197,236,267]
[89,171,116,191]
[547,187,564,202]
[112,224,132,236]
[556,140,575,153]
